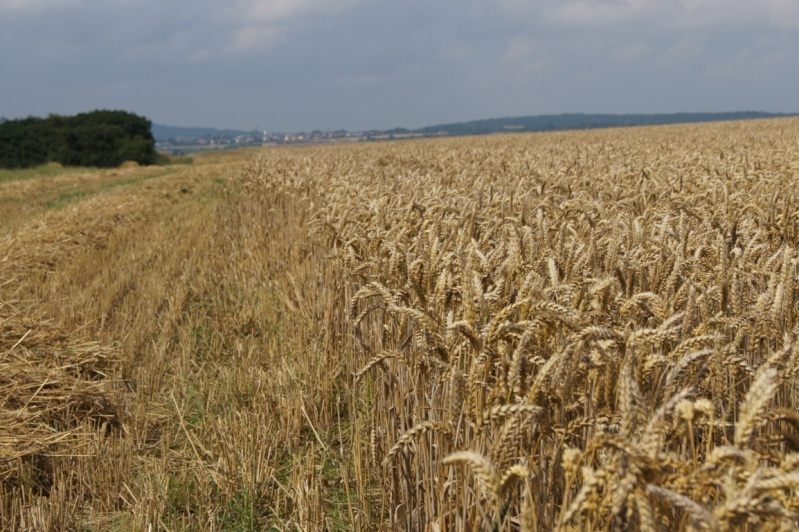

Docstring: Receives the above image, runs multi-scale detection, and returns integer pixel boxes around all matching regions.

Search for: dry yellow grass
[3,117,799,530]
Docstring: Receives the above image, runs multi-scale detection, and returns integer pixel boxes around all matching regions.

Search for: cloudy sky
[1,0,797,132]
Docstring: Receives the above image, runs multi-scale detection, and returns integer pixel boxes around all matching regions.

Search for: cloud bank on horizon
[1,0,796,131]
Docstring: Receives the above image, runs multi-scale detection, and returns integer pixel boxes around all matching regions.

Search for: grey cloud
[1,0,796,131]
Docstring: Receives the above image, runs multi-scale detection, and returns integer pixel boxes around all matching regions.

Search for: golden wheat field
[2,118,799,530]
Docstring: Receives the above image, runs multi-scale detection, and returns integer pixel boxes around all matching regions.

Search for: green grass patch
[0,163,102,184]
[1,162,187,186]
[104,168,176,188]
[46,190,93,209]
[183,383,206,426]
[43,168,177,209]
[219,487,259,531]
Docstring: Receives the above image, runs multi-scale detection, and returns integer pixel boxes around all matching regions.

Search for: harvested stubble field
[2,118,799,530]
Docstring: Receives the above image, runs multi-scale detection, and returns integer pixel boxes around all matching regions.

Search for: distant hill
[413,112,795,136]
[152,124,251,141]
[152,111,797,143]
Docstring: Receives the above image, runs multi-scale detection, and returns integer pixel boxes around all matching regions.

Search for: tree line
[0,110,157,168]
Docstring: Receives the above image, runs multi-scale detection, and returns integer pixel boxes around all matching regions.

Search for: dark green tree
[0,110,157,169]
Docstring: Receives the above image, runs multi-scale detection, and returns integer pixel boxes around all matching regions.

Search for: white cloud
[765,0,799,28]
[494,0,545,16]
[656,36,704,65]
[238,0,363,23]
[503,37,540,64]
[613,41,653,62]
[502,37,551,71]
[547,0,662,26]
[230,25,284,52]
[706,47,798,79]
[669,0,761,28]
[0,0,82,10]
[335,73,385,87]
[186,49,211,63]
[434,46,478,62]
[244,0,318,21]
[229,0,365,52]
[545,0,799,29]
